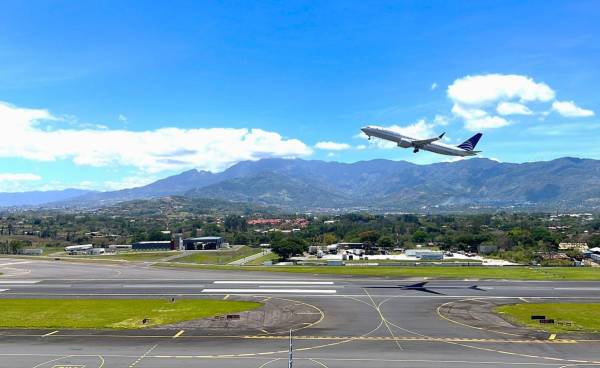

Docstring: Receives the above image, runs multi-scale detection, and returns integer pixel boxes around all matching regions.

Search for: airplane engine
[397,139,412,148]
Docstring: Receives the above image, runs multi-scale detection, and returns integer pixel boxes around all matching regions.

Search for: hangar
[183,236,224,250]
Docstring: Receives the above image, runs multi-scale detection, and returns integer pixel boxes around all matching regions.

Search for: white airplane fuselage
[361,126,479,157]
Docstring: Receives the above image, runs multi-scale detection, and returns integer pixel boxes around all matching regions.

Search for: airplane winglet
[438,132,445,139]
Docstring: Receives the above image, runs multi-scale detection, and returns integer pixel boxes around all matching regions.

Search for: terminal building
[182,236,224,250]
[132,241,173,251]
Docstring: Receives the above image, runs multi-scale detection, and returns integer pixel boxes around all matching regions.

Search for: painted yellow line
[549,334,556,340]
[0,332,581,344]
[172,330,185,339]
[42,330,59,337]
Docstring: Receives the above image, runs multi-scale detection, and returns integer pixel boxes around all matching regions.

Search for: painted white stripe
[202,288,337,294]
[213,281,334,285]
[0,280,40,284]
[257,285,335,289]
[553,287,599,291]
[123,284,206,288]
[0,261,31,267]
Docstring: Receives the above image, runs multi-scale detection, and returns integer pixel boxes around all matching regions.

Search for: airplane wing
[411,132,445,147]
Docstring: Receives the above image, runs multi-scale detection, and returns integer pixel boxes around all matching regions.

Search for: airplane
[366,281,486,295]
[361,125,482,157]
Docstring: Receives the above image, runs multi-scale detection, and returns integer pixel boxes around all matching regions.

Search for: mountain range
[2,157,600,211]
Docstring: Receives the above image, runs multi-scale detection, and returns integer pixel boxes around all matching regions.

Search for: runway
[0,258,599,368]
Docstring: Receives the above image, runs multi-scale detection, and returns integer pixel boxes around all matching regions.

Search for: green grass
[42,246,65,255]
[154,263,600,280]
[246,252,280,265]
[0,299,261,329]
[345,258,483,264]
[174,246,262,264]
[496,303,600,333]
[93,251,176,262]
[66,251,176,262]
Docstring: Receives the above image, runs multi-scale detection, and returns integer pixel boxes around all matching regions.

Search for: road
[0,257,599,368]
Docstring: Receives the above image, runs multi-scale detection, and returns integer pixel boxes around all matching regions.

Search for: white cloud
[552,100,594,118]
[446,74,571,131]
[447,74,555,106]
[0,173,41,182]
[430,82,438,90]
[433,114,450,126]
[314,141,351,151]
[355,144,367,150]
[101,176,158,191]
[464,116,510,131]
[0,173,42,192]
[385,119,438,138]
[451,104,488,120]
[496,102,533,116]
[0,101,313,173]
[118,114,128,124]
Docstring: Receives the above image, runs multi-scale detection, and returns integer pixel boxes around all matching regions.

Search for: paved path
[228,249,271,265]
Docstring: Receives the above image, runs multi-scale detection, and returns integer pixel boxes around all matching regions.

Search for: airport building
[182,236,224,250]
[406,249,444,260]
[558,242,589,252]
[132,241,173,251]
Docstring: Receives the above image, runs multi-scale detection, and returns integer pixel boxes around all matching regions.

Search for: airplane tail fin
[457,133,482,151]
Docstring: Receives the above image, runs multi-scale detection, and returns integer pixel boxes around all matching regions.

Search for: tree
[378,235,394,248]
[359,230,379,245]
[224,215,247,232]
[412,229,428,243]
[271,238,307,260]
[322,233,337,245]
[203,223,222,236]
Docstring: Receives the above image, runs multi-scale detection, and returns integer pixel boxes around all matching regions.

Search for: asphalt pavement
[0,257,599,368]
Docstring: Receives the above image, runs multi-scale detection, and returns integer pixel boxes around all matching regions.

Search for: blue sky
[0,1,599,192]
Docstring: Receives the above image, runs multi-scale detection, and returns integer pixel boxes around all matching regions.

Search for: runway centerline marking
[213,281,334,285]
[201,289,337,294]
[0,280,40,284]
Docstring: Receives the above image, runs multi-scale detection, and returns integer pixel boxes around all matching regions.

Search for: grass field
[155,263,600,280]
[65,251,176,263]
[0,299,261,329]
[245,252,280,265]
[93,251,176,262]
[496,303,600,333]
[174,246,262,264]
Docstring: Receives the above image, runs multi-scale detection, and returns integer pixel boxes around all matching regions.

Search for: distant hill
[3,157,600,211]
[0,189,94,207]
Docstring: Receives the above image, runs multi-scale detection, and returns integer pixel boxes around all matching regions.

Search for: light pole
[288,329,293,368]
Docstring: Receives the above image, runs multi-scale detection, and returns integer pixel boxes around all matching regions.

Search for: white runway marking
[213,281,334,285]
[0,280,41,284]
[122,284,206,288]
[0,261,31,267]
[202,288,337,294]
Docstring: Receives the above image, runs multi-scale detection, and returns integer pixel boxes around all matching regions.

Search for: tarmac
[0,257,599,368]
